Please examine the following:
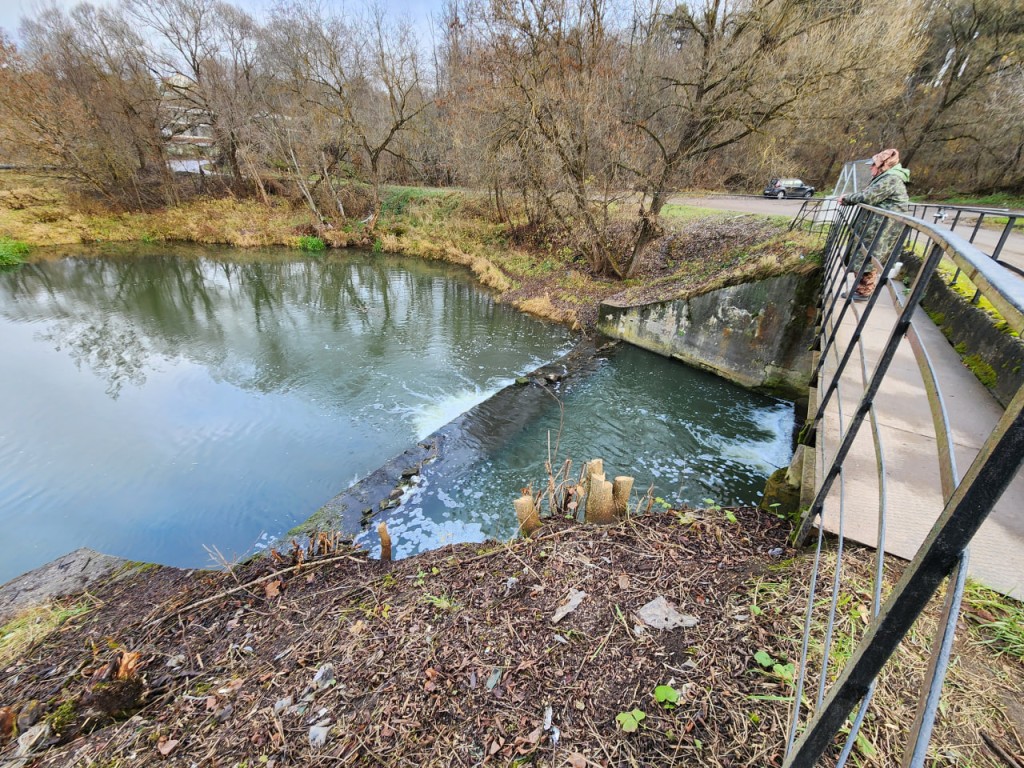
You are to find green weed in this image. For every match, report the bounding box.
[654,684,680,709]
[0,237,29,266]
[297,235,326,252]
[422,592,461,612]
[615,708,646,733]
[963,582,1024,659]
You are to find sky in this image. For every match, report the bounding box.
[0,0,448,45]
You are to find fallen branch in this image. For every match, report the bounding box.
[143,552,364,628]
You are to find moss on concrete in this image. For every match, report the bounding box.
[759,467,802,521]
[963,355,998,389]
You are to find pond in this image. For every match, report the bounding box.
[0,248,793,584]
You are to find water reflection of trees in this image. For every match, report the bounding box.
[38,317,149,398]
[0,252,564,400]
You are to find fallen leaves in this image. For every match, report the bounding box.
[551,589,588,624]
[156,736,179,756]
[0,706,15,745]
[636,596,699,630]
[0,512,814,768]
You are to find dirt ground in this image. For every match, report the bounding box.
[2,509,1022,768]
[0,510,799,767]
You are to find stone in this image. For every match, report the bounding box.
[312,663,335,691]
[759,467,801,520]
[0,548,130,625]
[309,721,333,748]
[15,722,50,757]
[273,696,293,716]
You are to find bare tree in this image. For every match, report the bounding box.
[0,4,169,206]
[896,0,1024,170]
[263,2,430,226]
[441,0,900,277]
[123,0,265,187]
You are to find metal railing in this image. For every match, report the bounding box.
[784,202,1024,766]
[793,198,1023,278]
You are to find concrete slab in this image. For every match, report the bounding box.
[0,548,130,625]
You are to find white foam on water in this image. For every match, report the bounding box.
[713,403,794,474]
[407,381,513,440]
[357,507,489,560]
[435,489,460,509]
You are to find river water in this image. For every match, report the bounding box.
[0,248,793,583]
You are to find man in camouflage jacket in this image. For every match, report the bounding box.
[839,148,910,299]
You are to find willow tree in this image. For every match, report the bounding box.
[261,2,430,226]
[0,5,170,206]
[123,0,266,187]
[617,0,917,275]
[438,0,633,274]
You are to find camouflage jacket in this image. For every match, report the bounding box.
[844,165,910,211]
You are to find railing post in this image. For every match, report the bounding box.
[901,552,969,768]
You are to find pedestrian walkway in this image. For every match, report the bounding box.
[815,263,1024,599]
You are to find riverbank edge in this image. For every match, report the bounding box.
[1,174,823,331]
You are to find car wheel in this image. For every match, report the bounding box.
[804,190,813,198]
[777,191,785,200]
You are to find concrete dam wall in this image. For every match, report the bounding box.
[597,269,821,399]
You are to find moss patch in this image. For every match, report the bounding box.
[758,467,801,520]
[963,354,998,388]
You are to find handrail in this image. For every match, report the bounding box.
[784,201,1024,767]
[792,197,1024,278]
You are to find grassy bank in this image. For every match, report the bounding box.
[0,172,820,330]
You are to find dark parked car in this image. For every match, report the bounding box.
[763,178,815,199]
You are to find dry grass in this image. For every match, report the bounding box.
[514,294,581,327]
[0,171,341,248]
[754,542,1024,766]
[1,171,819,334]
[0,602,92,667]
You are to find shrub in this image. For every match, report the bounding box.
[297,235,326,252]
[0,238,30,266]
